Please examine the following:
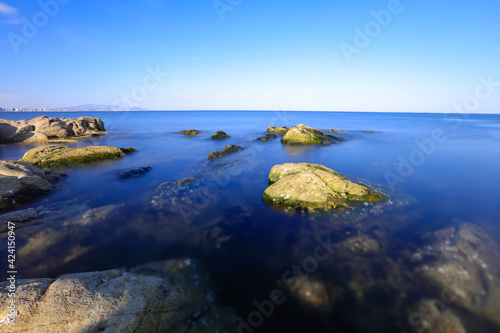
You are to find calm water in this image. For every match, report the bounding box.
[1,111,500,332]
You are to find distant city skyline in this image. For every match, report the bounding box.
[0,1,499,113]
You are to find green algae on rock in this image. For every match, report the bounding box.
[210,131,230,139]
[263,163,387,211]
[207,145,244,159]
[267,126,288,135]
[19,145,132,169]
[281,124,342,145]
[181,129,201,135]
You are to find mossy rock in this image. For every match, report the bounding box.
[263,163,387,211]
[281,124,341,145]
[180,129,201,135]
[210,131,230,139]
[267,126,288,135]
[207,145,244,159]
[253,134,278,142]
[19,145,130,169]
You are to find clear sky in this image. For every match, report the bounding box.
[0,0,499,112]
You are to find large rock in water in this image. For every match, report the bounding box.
[281,124,340,145]
[263,163,387,211]
[0,259,236,332]
[207,145,244,159]
[0,116,106,143]
[20,145,131,169]
[0,160,63,210]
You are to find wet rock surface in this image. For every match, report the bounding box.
[267,126,288,135]
[0,116,105,143]
[263,163,387,211]
[0,160,64,210]
[210,131,229,139]
[20,145,131,169]
[0,258,236,333]
[406,300,467,333]
[207,145,244,159]
[116,166,151,179]
[253,133,278,142]
[180,129,201,135]
[281,124,342,145]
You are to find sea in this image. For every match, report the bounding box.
[1,111,499,332]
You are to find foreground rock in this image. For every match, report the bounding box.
[281,124,341,145]
[406,300,466,333]
[210,131,229,139]
[207,145,244,159]
[180,129,201,135]
[20,145,134,169]
[0,258,236,332]
[267,126,288,135]
[0,160,63,210]
[0,116,105,143]
[263,163,387,211]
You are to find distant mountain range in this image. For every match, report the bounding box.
[57,104,146,111]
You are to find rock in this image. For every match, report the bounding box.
[116,167,151,179]
[338,234,380,256]
[0,258,236,332]
[210,131,229,139]
[207,145,244,159]
[19,145,131,169]
[363,130,381,134]
[267,126,288,135]
[181,129,201,135]
[262,163,387,211]
[281,124,341,145]
[281,275,336,313]
[415,221,500,328]
[0,116,106,143]
[0,160,64,210]
[151,177,203,212]
[120,147,137,154]
[253,133,278,142]
[406,300,466,333]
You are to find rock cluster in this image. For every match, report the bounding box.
[0,116,105,143]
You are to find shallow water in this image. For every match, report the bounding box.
[1,111,500,332]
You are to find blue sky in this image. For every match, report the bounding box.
[0,0,499,112]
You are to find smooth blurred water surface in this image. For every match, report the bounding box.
[1,111,499,332]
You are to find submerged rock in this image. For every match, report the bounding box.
[267,126,288,135]
[210,131,229,139]
[0,116,106,143]
[281,124,341,145]
[253,133,278,142]
[0,160,64,210]
[116,167,151,179]
[414,221,500,328]
[181,129,201,135]
[19,145,131,169]
[207,145,244,159]
[263,163,387,211]
[281,275,336,313]
[406,300,466,333]
[0,258,236,332]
